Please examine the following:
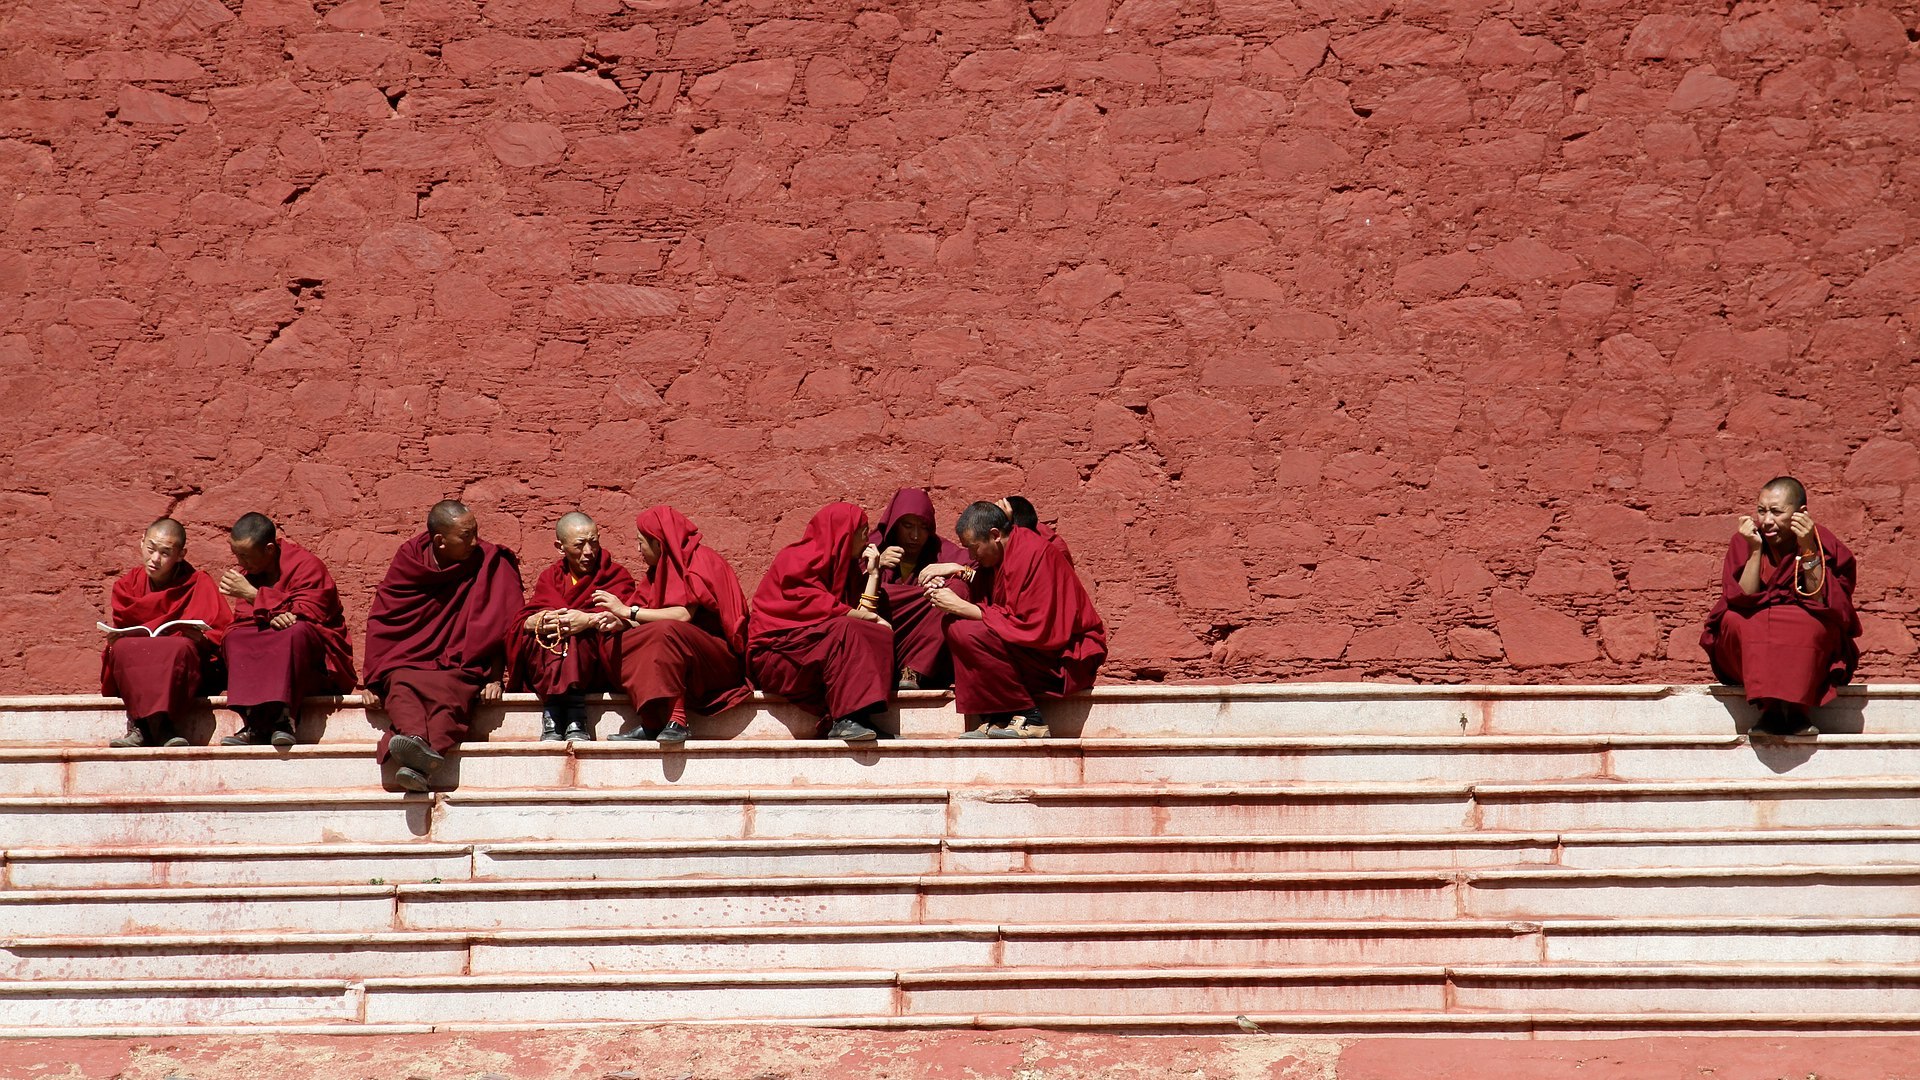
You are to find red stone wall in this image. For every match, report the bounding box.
[4,0,1919,692]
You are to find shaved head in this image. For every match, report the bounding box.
[230,512,276,549]
[145,517,185,547]
[1763,475,1807,508]
[556,511,596,539]
[956,501,1010,544]
[427,499,470,537]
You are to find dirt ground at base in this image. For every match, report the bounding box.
[0,1030,1916,1080]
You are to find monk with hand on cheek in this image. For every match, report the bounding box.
[1701,476,1861,736]
[217,512,356,747]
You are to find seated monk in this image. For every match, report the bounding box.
[933,502,1106,740]
[508,512,633,742]
[748,502,895,742]
[1702,476,1861,736]
[102,518,234,747]
[864,488,974,691]
[594,506,752,743]
[216,512,356,746]
[362,500,524,791]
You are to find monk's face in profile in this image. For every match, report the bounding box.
[1753,486,1803,548]
[891,514,932,557]
[230,538,277,578]
[141,528,185,586]
[432,512,481,563]
[557,524,601,577]
[636,531,661,571]
[958,527,1008,569]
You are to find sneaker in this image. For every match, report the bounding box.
[958,724,998,740]
[108,725,148,748]
[387,734,444,773]
[393,765,432,792]
[220,729,264,746]
[826,718,878,741]
[896,667,922,691]
[656,720,691,744]
[160,729,190,747]
[270,724,298,748]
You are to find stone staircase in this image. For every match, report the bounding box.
[1,683,1917,1037]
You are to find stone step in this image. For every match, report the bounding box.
[8,683,1915,747]
[18,828,1920,890]
[23,919,1920,982]
[11,733,1920,797]
[7,866,1920,937]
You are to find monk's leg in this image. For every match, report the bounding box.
[378,668,480,789]
[818,618,893,739]
[515,633,584,741]
[615,621,741,739]
[748,627,831,720]
[1735,606,1839,733]
[104,636,201,747]
[948,621,1060,738]
[222,623,321,745]
[882,583,950,689]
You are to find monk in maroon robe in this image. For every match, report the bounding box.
[362,500,524,791]
[1702,476,1861,736]
[934,501,1106,740]
[216,512,356,746]
[864,488,973,690]
[595,506,751,743]
[102,518,234,747]
[748,502,894,741]
[507,512,634,742]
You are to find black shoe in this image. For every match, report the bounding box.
[657,720,690,744]
[563,719,593,742]
[540,711,564,742]
[393,766,432,792]
[826,718,878,741]
[270,723,297,748]
[607,727,651,742]
[220,729,264,746]
[387,734,444,773]
[1751,704,1792,736]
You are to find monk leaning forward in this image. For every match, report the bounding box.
[102,518,234,747]
[362,501,524,791]
[216,513,356,746]
[934,502,1106,740]
[596,506,752,743]
[865,488,974,691]
[1702,476,1861,736]
[508,512,633,742]
[748,502,895,742]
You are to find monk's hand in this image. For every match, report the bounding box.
[860,544,880,574]
[878,545,905,571]
[847,606,890,630]
[361,686,383,711]
[218,568,258,602]
[1790,511,1817,554]
[925,586,982,620]
[481,680,503,702]
[563,610,596,636]
[591,612,624,633]
[269,612,298,630]
[917,562,967,585]
[590,590,632,622]
[1737,516,1762,547]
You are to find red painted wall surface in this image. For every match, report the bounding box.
[3,0,1918,692]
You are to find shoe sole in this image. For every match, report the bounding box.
[270,731,297,748]
[388,736,443,772]
[832,727,879,742]
[657,731,690,744]
[393,767,431,792]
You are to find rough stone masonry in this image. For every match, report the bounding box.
[2,0,1918,691]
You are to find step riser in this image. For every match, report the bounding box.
[903,982,1448,1015]
[1467,881,1920,919]
[1545,932,1920,965]
[360,984,898,1025]
[1479,795,1920,832]
[467,939,997,977]
[0,807,429,847]
[943,844,1559,875]
[951,797,1474,837]
[7,853,474,890]
[433,800,952,844]
[0,897,397,937]
[476,850,945,881]
[1556,840,1920,870]
[0,945,470,981]
[0,990,357,1027]
[1452,982,1920,1013]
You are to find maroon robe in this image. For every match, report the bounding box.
[101,563,234,721]
[508,553,635,698]
[363,533,524,759]
[947,525,1106,714]
[1701,525,1860,710]
[867,488,972,684]
[224,538,356,711]
[748,502,893,722]
[617,506,752,726]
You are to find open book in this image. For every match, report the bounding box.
[97,620,209,637]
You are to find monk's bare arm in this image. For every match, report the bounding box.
[628,605,692,625]
[1735,516,1765,595]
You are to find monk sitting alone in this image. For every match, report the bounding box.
[102,518,234,747]
[1701,476,1861,736]
[362,500,524,791]
[508,512,633,742]
[932,502,1106,740]
[217,512,357,746]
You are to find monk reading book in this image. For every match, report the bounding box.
[102,518,234,748]
[863,488,973,691]
[508,512,634,742]
[216,513,356,747]
[933,501,1106,740]
[748,502,894,742]
[594,506,752,743]
[362,500,524,791]
[1701,476,1862,736]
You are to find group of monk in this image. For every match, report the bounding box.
[98,490,1110,790]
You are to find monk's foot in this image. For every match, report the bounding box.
[988,709,1048,739]
[539,708,565,742]
[108,724,149,749]
[1783,709,1819,736]
[896,667,922,691]
[388,734,445,774]
[221,728,265,746]
[1752,704,1794,736]
[393,766,432,792]
[607,727,651,742]
[826,717,879,742]
[961,714,1012,740]
[656,720,691,744]
[562,708,593,743]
